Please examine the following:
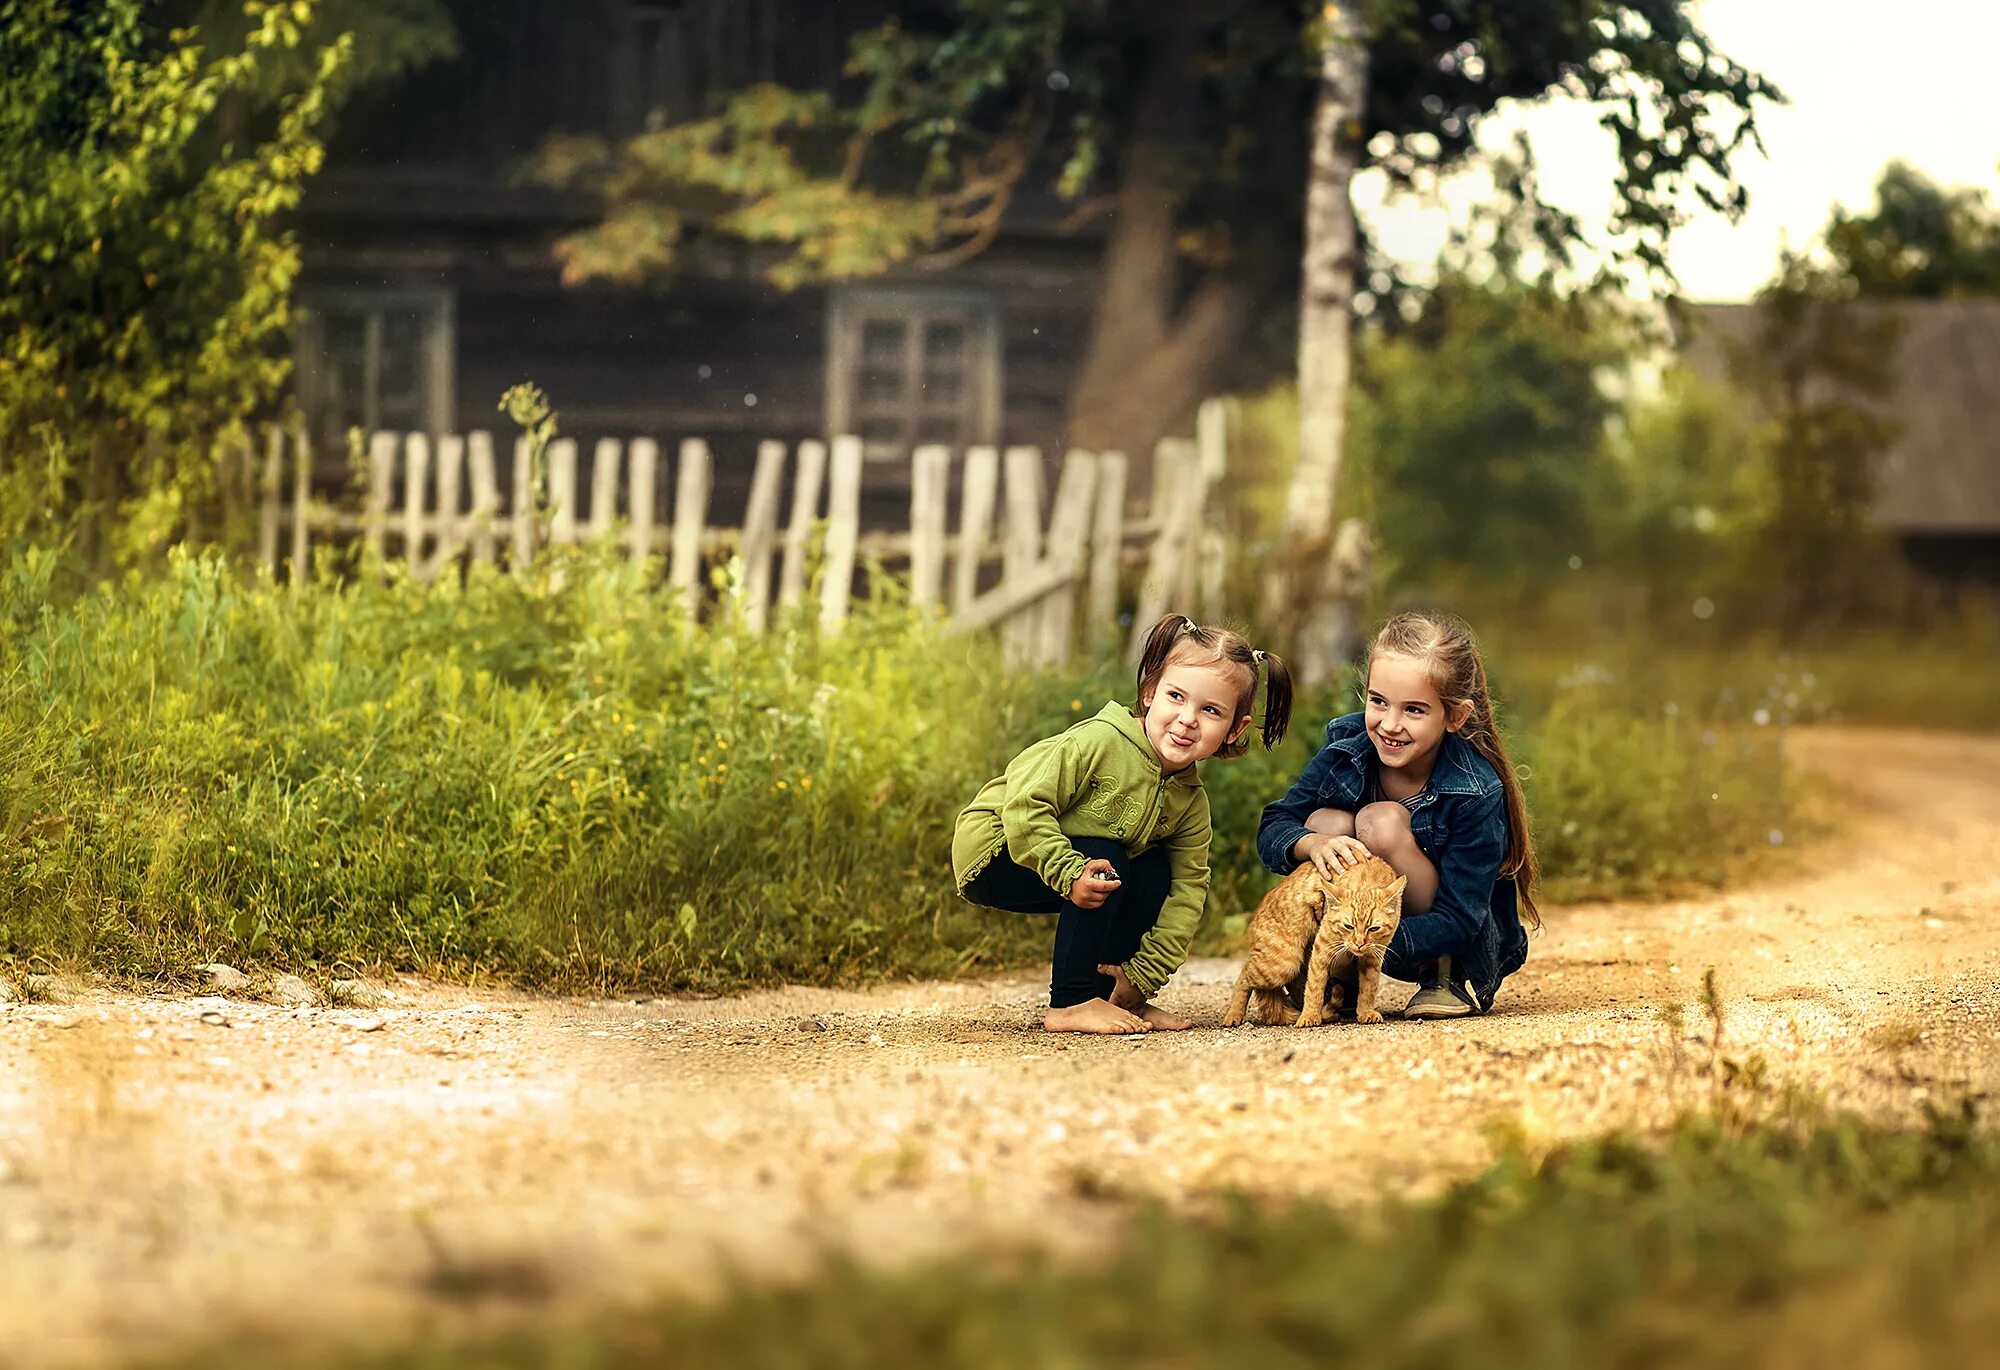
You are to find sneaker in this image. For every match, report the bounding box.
[1403,956,1478,1020]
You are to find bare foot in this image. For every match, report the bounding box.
[1138,1003,1193,1031]
[1044,999,1151,1034]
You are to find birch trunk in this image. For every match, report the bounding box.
[1262,2,1370,684]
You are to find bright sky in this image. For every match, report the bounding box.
[1356,0,2000,302]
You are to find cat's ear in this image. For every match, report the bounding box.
[1388,876,1407,897]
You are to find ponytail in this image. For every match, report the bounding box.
[1134,612,1195,695]
[1252,647,1293,752]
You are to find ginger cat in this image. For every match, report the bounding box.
[1223,856,1406,1028]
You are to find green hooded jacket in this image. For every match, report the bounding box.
[952,701,1212,999]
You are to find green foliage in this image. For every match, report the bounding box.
[176,0,456,108]
[1521,688,1794,901]
[0,0,347,555]
[0,551,1792,989]
[1606,367,1761,619]
[156,1085,1997,1369]
[1350,270,1625,598]
[537,3,1775,296]
[1824,161,2000,299]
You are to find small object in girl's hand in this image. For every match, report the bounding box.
[1092,870,1121,884]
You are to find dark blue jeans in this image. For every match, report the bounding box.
[962,837,1171,1008]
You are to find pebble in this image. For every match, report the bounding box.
[270,975,319,1007]
[199,1010,232,1029]
[349,1016,388,1033]
[201,963,251,992]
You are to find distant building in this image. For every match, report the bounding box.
[295,0,1104,518]
[1678,299,2000,583]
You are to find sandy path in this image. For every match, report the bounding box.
[2,726,1996,1368]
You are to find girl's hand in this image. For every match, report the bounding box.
[1298,832,1371,879]
[1097,962,1147,1012]
[1068,858,1122,908]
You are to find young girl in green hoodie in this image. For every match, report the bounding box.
[952,614,1293,1034]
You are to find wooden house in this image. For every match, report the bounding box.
[1678,299,2000,584]
[296,0,1106,522]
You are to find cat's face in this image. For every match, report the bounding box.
[1328,875,1406,956]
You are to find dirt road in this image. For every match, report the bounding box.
[3,727,1996,1368]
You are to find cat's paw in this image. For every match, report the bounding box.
[1355,1008,1384,1025]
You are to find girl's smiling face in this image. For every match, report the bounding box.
[1364,652,1463,777]
[1142,657,1252,771]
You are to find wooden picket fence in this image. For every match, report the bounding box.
[254,400,1231,664]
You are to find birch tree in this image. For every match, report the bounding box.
[1264,2,1369,684]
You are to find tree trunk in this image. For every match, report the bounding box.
[1064,4,1257,465]
[1262,2,1369,684]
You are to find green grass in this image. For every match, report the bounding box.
[1,546,1795,991]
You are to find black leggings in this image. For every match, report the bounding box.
[962,837,1172,1008]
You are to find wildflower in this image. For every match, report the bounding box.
[776,780,789,790]
[800,776,813,791]
[1071,699,1082,711]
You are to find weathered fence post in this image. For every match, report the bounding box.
[435,433,465,572]
[365,431,397,565]
[403,433,432,572]
[1001,445,1045,663]
[510,436,535,566]
[589,438,623,542]
[1039,451,1100,663]
[669,438,712,623]
[258,424,284,574]
[778,438,827,609]
[818,436,864,633]
[740,439,787,631]
[1087,449,1127,636]
[289,422,311,588]
[547,438,578,545]
[627,438,659,562]
[467,431,500,565]
[953,444,998,617]
[1130,438,1197,658]
[909,443,950,613]
[1196,398,1229,622]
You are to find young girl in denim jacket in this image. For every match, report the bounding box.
[955,614,1293,1035]
[1256,612,1539,1018]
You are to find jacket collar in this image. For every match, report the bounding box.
[1329,714,1488,797]
[1096,701,1203,787]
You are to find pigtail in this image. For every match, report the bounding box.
[1133,612,1194,697]
[1252,647,1293,751]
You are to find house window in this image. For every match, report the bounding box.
[621,0,688,134]
[297,287,455,444]
[827,287,1001,458]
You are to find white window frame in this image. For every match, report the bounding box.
[296,286,456,442]
[826,285,1001,459]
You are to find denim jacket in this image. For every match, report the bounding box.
[1255,713,1527,1009]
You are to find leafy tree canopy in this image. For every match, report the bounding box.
[1821,160,2000,299]
[532,0,1777,295]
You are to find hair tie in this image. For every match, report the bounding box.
[1252,648,1266,664]
[1179,616,1196,634]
